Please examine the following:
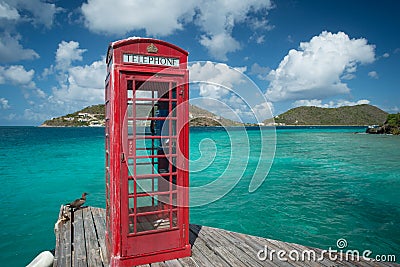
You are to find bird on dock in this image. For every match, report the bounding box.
[66,192,88,210]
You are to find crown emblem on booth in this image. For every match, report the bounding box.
[147,43,158,53]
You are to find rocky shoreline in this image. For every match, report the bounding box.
[365,113,400,135]
[366,124,400,135]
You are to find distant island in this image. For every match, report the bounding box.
[269,104,388,126]
[41,104,106,127]
[41,103,398,132]
[40,104,241,127]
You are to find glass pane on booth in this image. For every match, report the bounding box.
[127,100,133,118]
[135,157,159,175]
[137,195,154,208]
[135,89,154,99]
[137,178,157,194]
[135,138,154,150]
[136,102,155,118]
[125,79,182,236]
[128,179,134,195]
[171,84,177,99]
[172,211,178,227]
[128,121,134,136]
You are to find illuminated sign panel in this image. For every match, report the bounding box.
[123,54,180,67]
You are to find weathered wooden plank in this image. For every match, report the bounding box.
[63,215,72,267]
[54,222,65,266]
[252,234,312,267]
[204,227,270,267]
[91,208,109,266]
[191,225,253,267]
[189,227,222,267]
[73,209,87,267]
[82,208,103,267]
[54,205,72,267]
[194,226,250,267]
[149,262,167,267]
[176,256,199,267]
[53,207,62,267]
[190,225,223,251]
[164,259,183,267]
[274,240,341,267]
[229,230,296,267]
[54,207,399,267]
[223,230,284,267]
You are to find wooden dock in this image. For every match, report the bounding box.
[53,206,398,267]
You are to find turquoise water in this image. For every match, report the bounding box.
[0,126,399,265]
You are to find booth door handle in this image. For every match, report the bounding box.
[121,152,126,162]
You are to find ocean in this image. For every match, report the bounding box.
[0,126,399,266]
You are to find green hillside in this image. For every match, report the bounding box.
[271,104,388,126]
[41,104,242,127]
[42,103,389,127]
[189,104,242,126]
[41,104,105,127]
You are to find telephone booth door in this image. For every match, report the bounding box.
[105,38,190,266]
[120,73,189,264]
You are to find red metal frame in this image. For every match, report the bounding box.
[105,38,190,266]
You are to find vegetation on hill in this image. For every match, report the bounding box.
[42,103,392,128]
[270,104,388,126]
[41,103,242,127]
[366,113,400,135]
[386,113,400,127]
[41,104,105,127]
[189,105,242,126]
[386,113,400,135]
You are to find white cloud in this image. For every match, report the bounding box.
[0,1,60,63]
[81,0,197,36]
[250,63,270,80]
[255,35,265,44]
[0,33,39,63]
[18,41,106,124]
[55,41,87,70]
[40,66,54,79]
[0,65,35,87]
[0,2,20,20]
[368,71,379,79]
[189,61,272,122]
[266,31,376,102]
[195,0,273,60]
[252,101,274,119]
[293,99,371,108]
[189,61,246,99]
[200,33,241,61]
[81,0,274,60]
[22,108,49,122]
[0,65,46,100]
[68,60,105,89]
[382,53,389,58]
[2,0,60,28]
[190,61,246,85]
[0,97,10,109]
[0,67,47,111]
[51,58,106,110]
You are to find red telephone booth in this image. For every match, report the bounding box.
[105,38,190,266]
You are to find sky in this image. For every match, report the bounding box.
[0,0,399,125]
